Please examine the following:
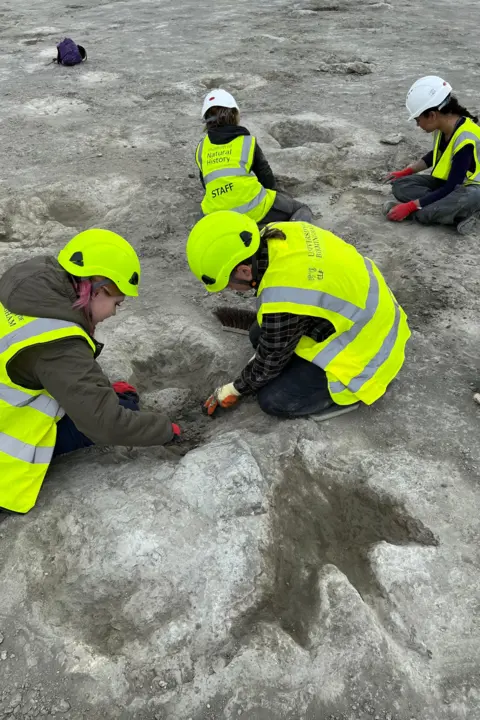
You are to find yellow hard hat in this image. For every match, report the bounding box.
[186,211,260,292]
[57,229,141,297]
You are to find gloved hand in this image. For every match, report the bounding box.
[112,381,139,403]
[384,167,414,183]
[387,200,418,222]
[203,382,241,416]
[172,423,181,436]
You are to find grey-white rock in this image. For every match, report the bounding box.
[380,133,405,145]
[0,0,479,719]
[50,700,70,714]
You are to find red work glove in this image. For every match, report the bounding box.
[387,200,418,222]
[384,167,414,183]
[112,381,138,395]
[172,423,181,436]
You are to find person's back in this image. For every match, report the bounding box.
[195,89,313,226]
[195,89,277,222]
[0,231,178,514]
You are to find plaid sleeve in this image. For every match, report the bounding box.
[233,313,312,394]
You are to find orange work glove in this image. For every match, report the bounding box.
[203,383,241,416]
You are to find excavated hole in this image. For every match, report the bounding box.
[0,213,13,243]
[131,350,221,451]
[46,198,95,227]
[308,3,342,10]
[269,119,335,148]
[29,557,191,657]
[234,452,438,648]
[200,74,266,92]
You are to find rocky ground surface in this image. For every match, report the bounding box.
[0,0,479,718]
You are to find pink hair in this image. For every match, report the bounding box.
[72,279,93,310]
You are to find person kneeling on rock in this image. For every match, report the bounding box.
[384,75,480,234]
[0,229,180,515]
[186,212,411,418]
[195,88,313,227]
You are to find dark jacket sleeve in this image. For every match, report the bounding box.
[422,150,434,168]
[233,314,310,394]
[251,143,276,190]
[23,338,174,446]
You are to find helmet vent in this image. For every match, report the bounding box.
[69,251,84,267]
[129,271,139,286]
[240,231,252,247]
[202,274,216,286]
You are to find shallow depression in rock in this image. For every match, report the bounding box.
[269,118,335,148]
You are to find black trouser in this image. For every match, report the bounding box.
[258,191,313,228]
[249,322,334,417]
[392,175,480,226]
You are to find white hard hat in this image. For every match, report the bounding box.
[201,88,238,119]
[405,75,453,121]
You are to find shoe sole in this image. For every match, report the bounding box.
[311,403,360,422]
[382,200,397,217]
[457,216,477,235]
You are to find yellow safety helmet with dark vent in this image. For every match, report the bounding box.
[58,229,141,297]
[186,211,260,292]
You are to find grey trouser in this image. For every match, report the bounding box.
[258,191,313,228]
[392,175,480,226]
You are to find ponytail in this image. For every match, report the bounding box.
[439,95,479,123]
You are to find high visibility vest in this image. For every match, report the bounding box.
[0,302,96,513]
[195,134,276,222]
[256,223,411,406]
[432,117,480,185]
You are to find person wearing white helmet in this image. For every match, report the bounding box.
[195,88,313,227]
[384,75,480,234]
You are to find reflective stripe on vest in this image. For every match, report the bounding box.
[328,298,401,395]
[432,119,480,185]
[201,136,255,184]
[313,259,378,367]
[257,285,363,322]
[0,317,81,354]
[256,258,400,396]
[0,431,52,464]
[255,219,411,407]
[196,134,276,221]
[0,307,96,513]
[453,131,480,182]
[0,383,60,418]
[231,186,267,214]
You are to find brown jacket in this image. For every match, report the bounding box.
[0,256,174,446]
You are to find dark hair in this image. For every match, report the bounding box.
[260,225,287,241]
[204,106,240,130]
[422,94,478,123]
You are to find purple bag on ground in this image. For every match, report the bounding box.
[56,38,87,66]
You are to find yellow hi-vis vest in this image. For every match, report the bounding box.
[432,117,480,185]
[195,134,276,222]
[256,223,411,406]
[0,302,96,513]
